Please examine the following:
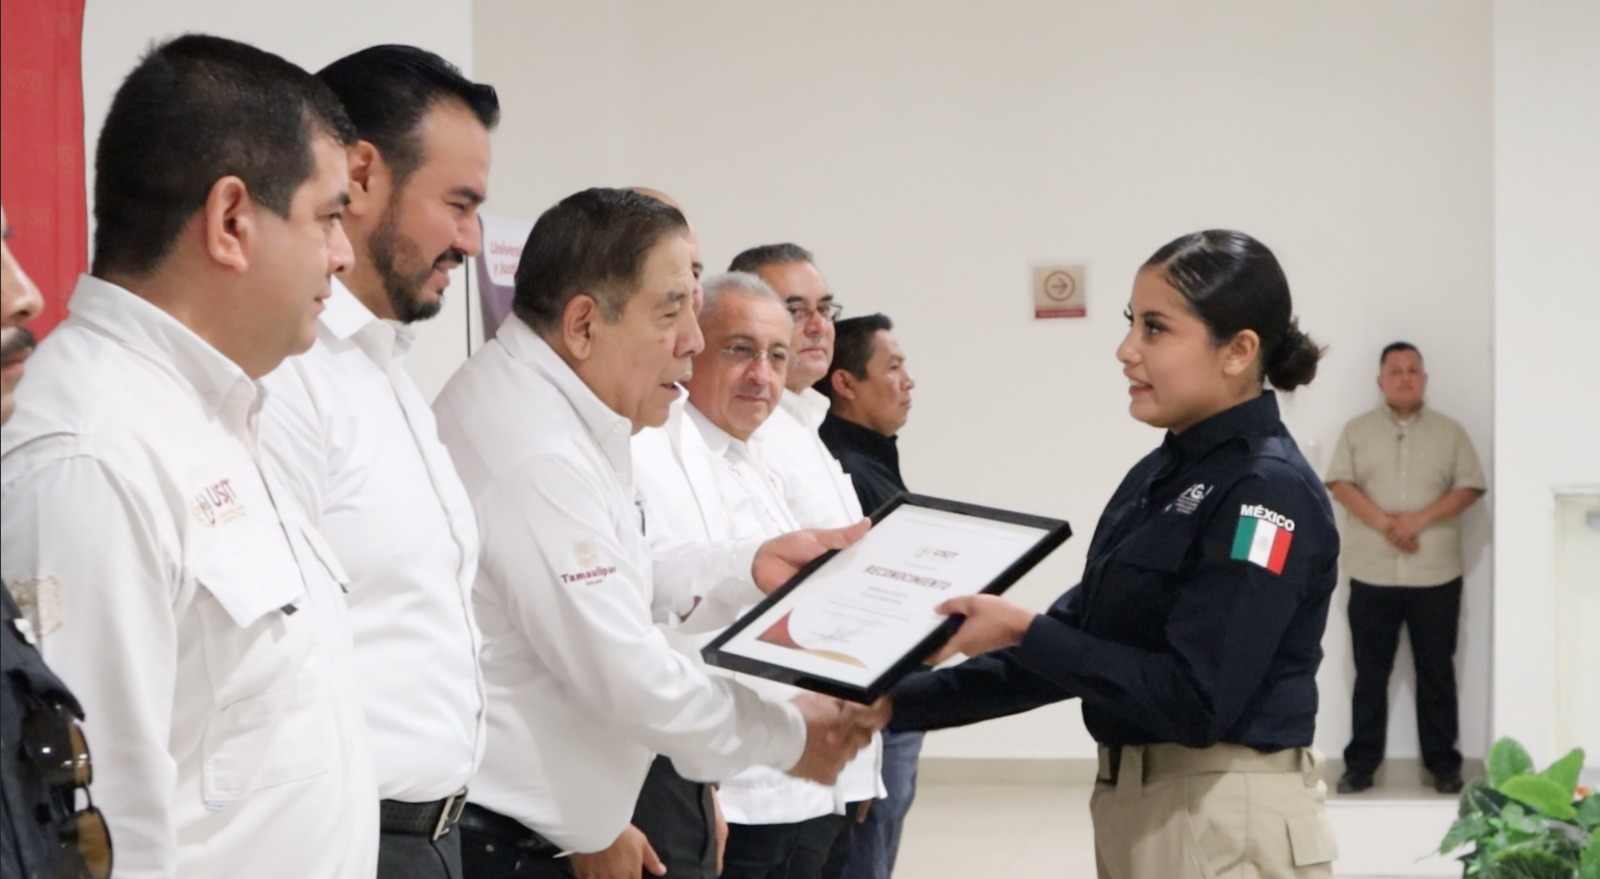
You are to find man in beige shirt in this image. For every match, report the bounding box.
[1325,342,1485,795]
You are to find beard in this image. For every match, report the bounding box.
[367,204,465,324]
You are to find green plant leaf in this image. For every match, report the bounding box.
[1491,738,1538,788]
[1576,796,1600,831]
[1502,776,1580,821]
[1441,814,1491,854]
[1462,777,1496,818]
[1579,832,1600,879]
[1541,748,1586,796]
[1491,847,1578,879]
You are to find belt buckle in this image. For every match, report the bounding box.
[433,788,468,841]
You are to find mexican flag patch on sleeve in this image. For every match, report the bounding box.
[1230,504,1295,574]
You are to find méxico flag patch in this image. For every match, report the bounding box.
[1230,504,1295,574]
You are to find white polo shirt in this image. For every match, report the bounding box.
[432,316,806,853]
[0,276,377,879]
[260,279,484,803]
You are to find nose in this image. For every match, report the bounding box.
[329,220,355,275]
[1116,327,1139,365]
[903,370,916,391]
[678,311,705,359]
[2,253,45,325]
[458,212,483,258]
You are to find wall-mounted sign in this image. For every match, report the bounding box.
[475,213,536,341]
[1033,262,1087,319]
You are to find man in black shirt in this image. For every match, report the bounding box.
[815,314,918,879]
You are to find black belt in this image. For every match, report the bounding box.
[380,789,468,840]
[456,803,564,857]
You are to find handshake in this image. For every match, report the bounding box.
[787,692,892,784]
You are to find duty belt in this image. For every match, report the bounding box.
[380,789,469,841]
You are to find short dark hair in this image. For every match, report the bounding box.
[817,313,893,399]
[92,34,357,278]
[512,188,688,333]
[1380,341,1421,367]
[728,243,815,275]
[317,45,499,186]
[1143,230,1323,391]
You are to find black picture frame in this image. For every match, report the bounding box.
[701,492,1071,703]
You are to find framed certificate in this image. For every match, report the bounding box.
[701,493,1071,703]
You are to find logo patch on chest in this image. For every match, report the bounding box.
[191,478,248,527]
[1230,504,1295,574]
[1164,483,1213,515]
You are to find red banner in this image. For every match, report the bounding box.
[1,0,87,337]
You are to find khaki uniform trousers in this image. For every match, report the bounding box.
[1089,743,1338,879]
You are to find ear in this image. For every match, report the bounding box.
[829,368,858,401]
[202,176,254,274]
[1220,329,1261,379]
[561,294,602,362]
[345,141,388,220]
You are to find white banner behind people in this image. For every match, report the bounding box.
[474,213,535,341]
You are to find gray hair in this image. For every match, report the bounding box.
[700,271,788,324]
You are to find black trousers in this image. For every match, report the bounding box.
[380,828,466,879]
[1344,577,1464,776]
[631,755,719,878]
[722,813,852,879]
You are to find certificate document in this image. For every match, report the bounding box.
[703,493,1071,702]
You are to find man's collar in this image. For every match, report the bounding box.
[1166,390,1281,462]
[1379,402,1426,425]
[821,411,898,457]
[779,387,831,431]
[498,315,635,476]
[68,274,259,421]
[320,278,413,364]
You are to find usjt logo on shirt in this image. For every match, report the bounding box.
[1230,504,1295,574]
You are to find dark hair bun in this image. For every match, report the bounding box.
[1266,323,1323,391]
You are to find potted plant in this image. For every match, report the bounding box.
[1438,737,1599,878]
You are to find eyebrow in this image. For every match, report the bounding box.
[451,186,487,205]
[323,191,352,212]
[662,290,689,307]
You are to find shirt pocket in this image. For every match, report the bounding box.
[191,532,332,810]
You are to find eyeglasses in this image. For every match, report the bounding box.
[719,343,790,370]
[785,301,843,323]
[22,704,113,879]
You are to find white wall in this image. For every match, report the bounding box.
[80,0,475,400]
[474,0,1496,761]
[1490,0,1600,765]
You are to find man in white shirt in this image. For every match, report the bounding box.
[727,245,864,532]
[433,189,885,879]
[0,36,377,879]
[635,272,884,879]
[727,245,885,871]
[260,46,499,879]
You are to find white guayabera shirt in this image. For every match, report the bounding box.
[0,276,377,879]
[634,402,885,824]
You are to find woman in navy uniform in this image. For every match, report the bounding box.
[890,230,1340,878]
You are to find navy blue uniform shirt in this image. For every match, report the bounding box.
[2,587,85,878]
[890,392,1338,752]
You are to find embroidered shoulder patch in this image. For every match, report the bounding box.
[1230,504,1295,574]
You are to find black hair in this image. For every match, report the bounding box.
[317,45,499,186]
[1142,229,1323,391]
[816,313,894,399]
[728,243,815,274]
[1380,341,1421,367]
[91,34,357,278]
[512,188,688,333]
